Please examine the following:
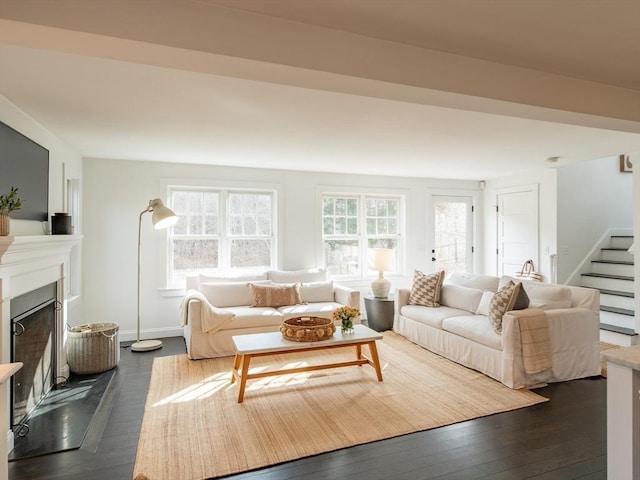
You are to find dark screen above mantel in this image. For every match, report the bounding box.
[0,120,49,221]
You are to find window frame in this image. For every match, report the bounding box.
[164,182,280,288]
[318,187,406,281]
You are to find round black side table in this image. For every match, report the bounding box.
[364,295,395,332]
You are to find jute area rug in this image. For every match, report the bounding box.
[600,341,622,377]
[133,332,547,480]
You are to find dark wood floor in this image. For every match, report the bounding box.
[9,337,607,480]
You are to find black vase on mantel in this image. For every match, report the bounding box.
[51,212,72,235]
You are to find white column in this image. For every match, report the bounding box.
[603,346,640,480]
[0,363,22,480]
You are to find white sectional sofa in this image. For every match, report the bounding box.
[394,272,601,389]
[182,268,360,359]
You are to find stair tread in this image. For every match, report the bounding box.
[611,235,634,238]
[581,272,634,281]
[600,323,638,336]
[601,305,635,316]
[592,260,634,265]
[598,288,635,298]
[601,247,632,251]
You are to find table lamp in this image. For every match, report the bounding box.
[370,248,396,298]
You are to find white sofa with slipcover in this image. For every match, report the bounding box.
[182,268,360,359]
[394,272,601,389]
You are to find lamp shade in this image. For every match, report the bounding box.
[149,198,179,230]
[372,248,396,272]
[370,248,396,298]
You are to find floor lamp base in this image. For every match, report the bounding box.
[131,339,163,352]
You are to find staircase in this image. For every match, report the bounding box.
[580,235,637,346]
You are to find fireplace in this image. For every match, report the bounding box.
[10,282,58,431]
[0,234,80,451]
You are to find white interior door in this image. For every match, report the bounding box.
[496,186,539,277]
[429,195,473,275]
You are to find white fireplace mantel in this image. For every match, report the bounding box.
[0,234,81,360]
[0,234,82,454]
[0,235,81,271]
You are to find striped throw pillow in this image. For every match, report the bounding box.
[488,280,523,333]
[409,270,445,307]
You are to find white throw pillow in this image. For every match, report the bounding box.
[522,282,572,310]
[299,281,334,303]
[199,281,270,308]
[476,291,494,316]
[440,284,484,313]
[447,272,499,292]
[268,268,328,284]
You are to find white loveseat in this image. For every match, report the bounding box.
[182,268,360,359]
[394,272,601,389]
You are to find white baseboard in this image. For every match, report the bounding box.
[118,326,184,342]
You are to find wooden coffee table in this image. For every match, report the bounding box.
[231,324,384,403]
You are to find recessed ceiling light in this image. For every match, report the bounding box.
[545,156,560,164]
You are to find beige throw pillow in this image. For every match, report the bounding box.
[249,283,301,308]
[409,270,445,307]
[489,280,525,333]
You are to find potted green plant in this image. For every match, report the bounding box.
[0,186,23,236]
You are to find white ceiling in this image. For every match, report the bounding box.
[0,0,639,180]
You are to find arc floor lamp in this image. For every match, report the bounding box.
[132,198,179,352]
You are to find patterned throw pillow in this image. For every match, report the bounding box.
[512,282,530,310]
[249,283,301,308]
[409,270,445,307]
[488,280,523,333]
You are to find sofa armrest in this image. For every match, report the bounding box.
[185,297,204,332]
[396,288,410,311]
[542,307,600,347]
[333,284,360,308]
[502,306,599,355]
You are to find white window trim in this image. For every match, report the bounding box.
[159,177,283,290]
[316,185,407,281]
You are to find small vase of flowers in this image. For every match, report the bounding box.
[333,306,360,334]
[0,186,22,236]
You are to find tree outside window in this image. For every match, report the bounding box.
[168,189,275,286]
[322,194,401,278]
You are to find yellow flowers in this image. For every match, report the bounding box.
[333,306,360,333]
[332,306,360,322]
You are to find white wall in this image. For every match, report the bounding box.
[0,95,83,322]
[82,157,479,340]
[556,156,634,284]
[481,166,558,280]
[0,96,83,233]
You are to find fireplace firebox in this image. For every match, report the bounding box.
[10,282,59,432]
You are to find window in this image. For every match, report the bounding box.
[322,194,402,278]
[168,188,275,286]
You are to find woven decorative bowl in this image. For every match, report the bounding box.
[280,316,335,342]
